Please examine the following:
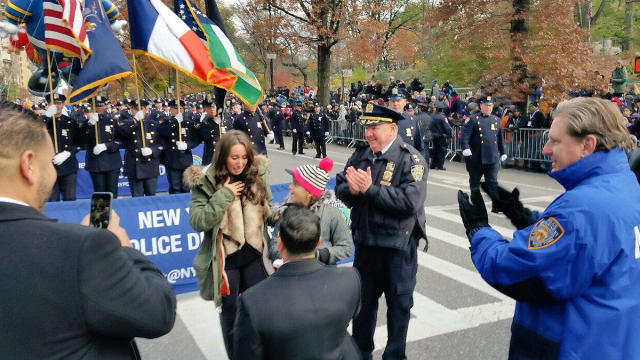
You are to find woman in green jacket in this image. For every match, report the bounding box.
[188,130,273,358]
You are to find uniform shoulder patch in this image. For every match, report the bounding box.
[410,164,424,182]
[528,217,564,250]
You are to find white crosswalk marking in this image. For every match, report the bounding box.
[158,194,555,359]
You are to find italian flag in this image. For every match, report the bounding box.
[180,0,263,106]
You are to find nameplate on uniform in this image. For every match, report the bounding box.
[528,217,564,250]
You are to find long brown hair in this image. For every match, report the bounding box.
[212,130,266,204]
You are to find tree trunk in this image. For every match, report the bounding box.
[590,0,607,26]
[317,44,331,106]
[510,0,530,106]
[623,0,634,51]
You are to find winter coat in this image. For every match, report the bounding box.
[186,155,274,306]
[268,190,353,265]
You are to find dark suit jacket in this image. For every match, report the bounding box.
[0,202,176,359]
[233,259,361,360]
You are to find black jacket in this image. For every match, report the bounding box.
[336,138,428,251]
[233,259,360,360]
[0,202,176,359]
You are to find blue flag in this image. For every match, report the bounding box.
[68,0,131,104]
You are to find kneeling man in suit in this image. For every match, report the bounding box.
[233,204,361,360]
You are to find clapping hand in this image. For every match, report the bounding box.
[345,166,372,194]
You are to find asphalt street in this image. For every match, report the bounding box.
[137,138,564,360]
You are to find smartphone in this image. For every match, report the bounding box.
[90,192,113,229]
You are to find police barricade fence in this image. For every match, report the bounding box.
[446,125,551,164]
[43,178,347,295]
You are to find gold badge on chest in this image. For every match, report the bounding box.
[380,161,395,186]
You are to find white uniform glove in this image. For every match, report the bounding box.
[0,21,18,38]
[93,143,107,155]
[134,110,145,121]
[175,113,183,123]
[110,19,127,35]
[200,113,207,122]
[141,147,152,156]
[266,132,274,143]
[176,141,187,151]
[324,131,330,136]
[45,104,57,118]
[272,259,284,269]
[292,128,297,133]
[88,113,99,126]
[52,151,71,165]
[306,131,310,136]
[462,149,472,157]
[500,154,508,162]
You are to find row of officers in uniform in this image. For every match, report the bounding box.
[36,94,271,201]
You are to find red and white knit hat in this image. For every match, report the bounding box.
[288,158,334,197]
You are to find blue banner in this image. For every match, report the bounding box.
[44,180,296,295]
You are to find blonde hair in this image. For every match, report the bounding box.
[552,97,634,151]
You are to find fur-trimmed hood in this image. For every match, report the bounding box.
[183,154,270,189]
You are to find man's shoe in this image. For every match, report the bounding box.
[315,154,321,158]
[438,167,446,171]
[299,152,305,155]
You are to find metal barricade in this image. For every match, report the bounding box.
[447,125,551,164]
[327,120,350,145]
[348,122,366,148]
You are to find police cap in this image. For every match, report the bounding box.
[53,93,66,103]
[95,96,108,106]
[480,96,494,105]
[388,87,410,101]
[360,103,404,126]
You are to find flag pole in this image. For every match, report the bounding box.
[176,68,182,142]
[92,96,99,145]
[132,53,146,147]
[46,49,59,153]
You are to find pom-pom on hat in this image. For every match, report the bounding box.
[286,158,334,197]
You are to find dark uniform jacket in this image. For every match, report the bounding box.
[289,110,305,132]
[336,138,428,251]
[233,111,267,155]
[198,115,222,166]
[0,202,176,359]
[308,111,329,139]
[80,112,123,173]
[398,114,424,154]
[118,117,162,179]
[461,113,505,165]
[269,108,284,130]
[233,259,361,360]
[45,114,80,177]
[159,114,200,170]
[430,112,452,138]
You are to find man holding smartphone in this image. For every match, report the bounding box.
[0,101,176,358]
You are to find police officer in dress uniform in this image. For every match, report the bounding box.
[429,102,452,170]
[335,103,428,360]
[269,102,285,150]
[160,99,200,193]
[309,102,330,158]
[198,100,222,166]
[289,102,305,155]
[118,101,162,197]
[460,96,506,212]
[80,96,123,197]
[44,94,81,202]
[388,87,425,159]
[232,103,269,155]
[148,98,164,122]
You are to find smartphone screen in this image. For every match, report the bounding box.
[90,192,113,229]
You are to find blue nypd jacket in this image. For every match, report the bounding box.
[471,148,640,359]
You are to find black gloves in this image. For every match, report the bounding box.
[481,182,536,230]
[316,248,330,264]
[458,189,490,238]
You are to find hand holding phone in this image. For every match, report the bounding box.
[89,192,112,229]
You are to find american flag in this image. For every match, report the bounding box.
[43,0,91,61]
